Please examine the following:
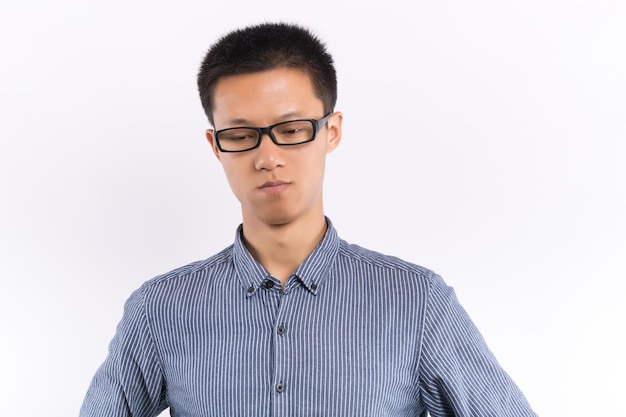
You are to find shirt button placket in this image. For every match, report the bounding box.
[273,288,292,416]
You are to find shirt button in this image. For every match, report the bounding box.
[310,283,318,291]
[276,383,284,393]
[247,286,254,294]
[264,280,275,289]
[277,324,285,335]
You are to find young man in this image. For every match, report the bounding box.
[80,23,537,416]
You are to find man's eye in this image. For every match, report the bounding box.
[283,128,302,135]
[221,130,255,141]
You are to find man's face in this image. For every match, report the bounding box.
[206,67,342,227]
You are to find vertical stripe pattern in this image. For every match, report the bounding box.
[80,219,537,417]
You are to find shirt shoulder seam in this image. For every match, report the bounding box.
[141,244,234,290]
[338,240,434,279]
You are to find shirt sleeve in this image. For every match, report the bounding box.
[80,287,167,417]
[418,273,537,417]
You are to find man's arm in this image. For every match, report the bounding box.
[419,273,537,417]
[80,288,167,417]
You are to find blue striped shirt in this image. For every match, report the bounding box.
[80,219,537,416]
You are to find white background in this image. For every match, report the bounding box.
[1,0,625,416]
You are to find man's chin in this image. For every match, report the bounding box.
[244,208,294,227]
[263,214,294,227]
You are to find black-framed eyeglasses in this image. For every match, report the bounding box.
[214,113,332,153]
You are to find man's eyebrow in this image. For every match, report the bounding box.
[275,111,308,121]
[223,111,309,127]
[225,118,251,126]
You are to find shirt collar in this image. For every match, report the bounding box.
[232,217,340,296]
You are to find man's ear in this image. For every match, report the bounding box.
[205,129,221,161]
[325,111,343,154]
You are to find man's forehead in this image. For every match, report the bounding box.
[211,69,323,127]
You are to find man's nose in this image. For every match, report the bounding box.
[254,133,285,171]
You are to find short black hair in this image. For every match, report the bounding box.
[197,22,337,126]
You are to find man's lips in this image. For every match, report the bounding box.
[259,180,290,194]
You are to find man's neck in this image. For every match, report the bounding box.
[241,213,327,287]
